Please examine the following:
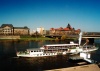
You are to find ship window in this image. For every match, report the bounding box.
[31,51,33,52]
[34,51,36,52]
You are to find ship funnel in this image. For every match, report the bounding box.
[78,32,82,46]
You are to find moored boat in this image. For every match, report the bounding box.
[16,41,80,57]
[16,43,98,57]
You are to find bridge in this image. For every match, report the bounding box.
[44,34,100,44]
[45,32,100,38]
[45,34,100,38]
[82,35,100,38]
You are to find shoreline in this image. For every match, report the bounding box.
[0,37,76,41]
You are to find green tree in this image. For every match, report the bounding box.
[61,35,67,40]
[55,37,59,41]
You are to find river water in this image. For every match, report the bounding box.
[0,39,100,71]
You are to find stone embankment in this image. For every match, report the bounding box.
[45,64,100,71]
[0,35,20,39]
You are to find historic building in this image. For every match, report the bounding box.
[0,24,30,35]
[50,24,81,35]
[37,27,44,35]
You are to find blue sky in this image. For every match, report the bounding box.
[0,0,100,32]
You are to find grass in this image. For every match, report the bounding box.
[20,37,55,41]
[0,35,77,41]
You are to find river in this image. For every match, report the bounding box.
[0,39,100,71]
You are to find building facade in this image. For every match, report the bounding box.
[0,24,30,35]
[50,24,81,35]
[37,27,44,35]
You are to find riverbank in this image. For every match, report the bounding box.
[0,36,77,41]
[20,37,55,41]
[45,64,100,71]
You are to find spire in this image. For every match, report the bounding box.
[67,23,71,29]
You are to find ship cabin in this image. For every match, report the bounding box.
[26,48,44,55]
[25,48,58,56]
[42,43,79,50]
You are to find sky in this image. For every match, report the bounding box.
[0,0,100,32]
